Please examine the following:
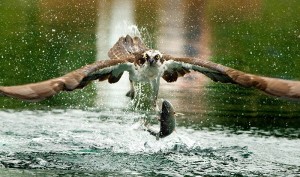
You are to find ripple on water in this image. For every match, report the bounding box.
[0,109,300,176]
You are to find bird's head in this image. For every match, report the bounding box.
[137,50,164,67]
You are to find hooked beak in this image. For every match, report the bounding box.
[148,58,155,65]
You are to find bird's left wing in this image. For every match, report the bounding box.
[162,55,300,100]
[0,59,135,102]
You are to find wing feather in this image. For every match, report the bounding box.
[108,35,149,59]
[0,59,134,101]
[163,55,300,100]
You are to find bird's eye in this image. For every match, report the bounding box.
[143,53,150,60]
[154,54,160,60]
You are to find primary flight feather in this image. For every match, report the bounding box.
[1,35,300,105]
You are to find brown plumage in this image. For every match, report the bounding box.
[1,35,300,103]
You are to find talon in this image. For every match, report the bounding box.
[126,90,135,99]
[174,112,184,116]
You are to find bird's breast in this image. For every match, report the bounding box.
[132,66,162,82]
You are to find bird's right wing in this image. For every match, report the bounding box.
[0,59,135,102]
[163,55,300,100]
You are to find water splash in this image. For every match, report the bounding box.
[126,24,142,38]
[1,109,300,176]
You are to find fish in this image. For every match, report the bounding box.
[147,100,176,140]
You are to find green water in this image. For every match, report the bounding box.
[207,0,300,120]
[0,0,300,176]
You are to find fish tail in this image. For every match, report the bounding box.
[147,129,158,137]
[147,129,162,140]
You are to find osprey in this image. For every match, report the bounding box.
[1,35,300,107]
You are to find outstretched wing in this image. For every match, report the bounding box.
[163,55,300,100]
[0,35,147,102]
[0,59,135,102]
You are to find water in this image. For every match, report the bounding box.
[0,109,299,176]
[1,0,300,176]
